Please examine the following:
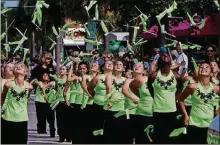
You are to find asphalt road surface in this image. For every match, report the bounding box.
[28,95,59,144]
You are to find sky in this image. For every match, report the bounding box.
[3,0,20,8]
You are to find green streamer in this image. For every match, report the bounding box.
[85,0,97,17]
[169,127,186,137]
[22,48,29,63]
[13,37,27,54]
[187,11,197,27]
[176,114,182,120]
[52,26,59,36]
[94,4,99,20]
[198,19,206,30]
[132,27,139,44]
[60,21,77,32]
[127,42,134,54]
[36,5,42,26]
[156,1,177,25]
[61,57,70,66]
[191,57,198,73]
[84,38,98,45]
[140,15,147,32]
[135,40,148,46]
[213,0,220,10]
[1,8,13,14]
[100,21,109,36]
[1,32,6,40]
[93,129,103,136]
[30,79,38,84]
[49,74,58,81]
[84,24,90,36]
[49,42,56,50]
[81,95,89,109]
[38,1,50,8]
[4,44,10,52]
[50,100,60,110]
[144,125,154,143]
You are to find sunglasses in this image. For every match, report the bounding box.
[13,57,20,60]
[45,57,52,60]
[207,50,213,52]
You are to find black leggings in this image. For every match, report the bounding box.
[153,112,178,144]
[1,118,28,144]
[71,104,85,144]
[103,111,127,144]
[103,114,153,144]
[186,125,208,144]
[56,102,71,141]
[86,104,105,144]
[35,102,55,134]
[81,104,96,144]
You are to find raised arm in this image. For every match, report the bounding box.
[129,78,141,97]
[122,79,138,104]
[63,81,71,106]
[178,83,196,125]
[27,83,33,98]
[88,76,99,97]
[147,72,156,97]
[81,75,92,98]
[67,63,76,82]
[105,74,112,95]
[1,82,10,107]
[175,73,183,100]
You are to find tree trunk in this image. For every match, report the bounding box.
[31,31,36,57]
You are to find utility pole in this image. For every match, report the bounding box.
[55,33,62,72]
[5,16,8,58]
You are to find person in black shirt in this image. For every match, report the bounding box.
[30,52,55,81]
[122,53,134,72]
[204,45,219,64]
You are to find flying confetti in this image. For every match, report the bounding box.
[156,1,177,25]
[22,48,29,63]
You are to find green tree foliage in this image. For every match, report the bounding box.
[2,0,218,52]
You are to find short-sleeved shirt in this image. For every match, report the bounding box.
[177,53,188,75]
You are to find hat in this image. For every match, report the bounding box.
[160,47,167,53]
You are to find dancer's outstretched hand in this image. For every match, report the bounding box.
[65,100,71,106]
[184,115,189,125]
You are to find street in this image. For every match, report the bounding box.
[28,95,59,144]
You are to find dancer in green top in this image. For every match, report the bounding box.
[103,60,126,143]
[63,62,79,143]
[53,66,70,143]
[148,53,182,144]
[179,63,220,144]
[81,62,99,106]
[1,63,14,114]
[1,63,33,144]
[130,62,154,144]
[80,62,99,143]
[1,63,14,91]
[182,68,198,114]
[64,61,89,144]
[88,60,113,144]
[32,72,56,137]
[63,62,79,106]
[120,63,141,144]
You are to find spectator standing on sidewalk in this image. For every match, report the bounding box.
[30,52,55,81]
[175,43,188,77]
